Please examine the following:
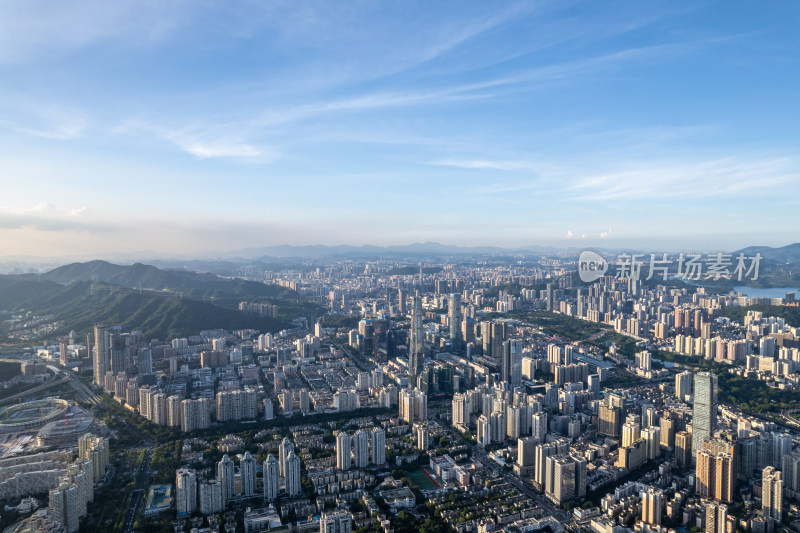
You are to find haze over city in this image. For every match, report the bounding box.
[1,1,799,258]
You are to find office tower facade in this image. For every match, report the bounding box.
[518,437,537,468]
[138,348,152,375]
[501,340,513,384]
[109,330,126,376]
[176,467,197,515]
[534,441,569,492]
[93,325,108,386]
[693,372,718,457]
[491,322,506,359]
[544,454,587,506]
[217,454,235,502]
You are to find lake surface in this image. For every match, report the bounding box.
[731,286,799,299]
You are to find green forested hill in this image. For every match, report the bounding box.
[0,280,289,342]
[0,260,322,343]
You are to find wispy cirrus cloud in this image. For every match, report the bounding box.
[0,104,88,140]
[570,156,799,201]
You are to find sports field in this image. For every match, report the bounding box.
[409,469,440,490]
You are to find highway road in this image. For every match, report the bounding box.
[124,449,153,533]
[0,372,67,406]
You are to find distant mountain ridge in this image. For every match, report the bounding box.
[21,260,295,301]
[733,243,800,263]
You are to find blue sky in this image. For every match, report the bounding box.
[0,0,798,258]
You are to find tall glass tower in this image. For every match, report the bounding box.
[409,291,424,379]
[692,372,718,458]
[448,293,462,352]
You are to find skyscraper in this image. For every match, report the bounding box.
[705,502,728,533]
[641,487,663,525]
[370,428,386,465]
[762,466,783,520]
[92,324,108,386]
[280,437,294,478]
[417,423,429,450]
[448,293,462,352]
[501,340,512,384]
[676,431,692,468]
[217,454,235,502]
[285,451,302,497]
[352,430,369,468]
[59,341,68,366]
[409,291,424,378]
[264,454,279,501]
[199,480,223,515]
[176,467,197,515]
[696,449,734,502]
[109,329,126,376]
[544,454,587,506]
[676,371,693,402]
[336,431,351,470]
[240,451,257,496]
[599,404,622,438]
[692,372,718,458]
[138,348,152,375]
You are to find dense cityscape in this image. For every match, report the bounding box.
[1,251,800,533]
